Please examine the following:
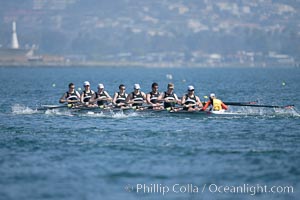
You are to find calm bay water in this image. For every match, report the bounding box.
[0,66,299,200]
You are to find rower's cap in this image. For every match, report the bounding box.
[98,83,104,89]
[83,81,90,86]
[134,84,141,89]
[168,83,174,89]
[210,93,215,98]
[188,85,194,91]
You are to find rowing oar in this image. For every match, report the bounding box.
[222,101,258,106]
[37,104,69,110]
[201,100,293,109]
[227,104,294,109]
[38,102,87,110]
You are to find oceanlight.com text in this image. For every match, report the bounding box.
[207,184,294,196]
[124,183,294,196]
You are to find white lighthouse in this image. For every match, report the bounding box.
[11,21,20,49]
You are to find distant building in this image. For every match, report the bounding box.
[11,21,19,49]
[0,21,43,63]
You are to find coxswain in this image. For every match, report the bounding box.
[202,93,228,111]
[59,83,80,107]
[89,83,112,108]
[181,85,203,111]
[125,84,146,109]
[146,82,163,110]
[80,81,95,106]
[158,83,181,111]
[112,84,128,108]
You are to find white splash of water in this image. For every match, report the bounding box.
[84,111,105,117]
[111,111,139,119]
[223,106,300,118]
[11,104,38,114]
[45,109,73,116]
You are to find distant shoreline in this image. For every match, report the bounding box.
[0,61,299,68]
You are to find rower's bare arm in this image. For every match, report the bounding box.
[175,94,181,104]
[76,91,80,99]
[181,96,186,105]
[107,97,112,102]
[59,93,67,103]
[197,97,203,107]
[104,92,112,102]
[80,93,84,103]
[112,93,118,105]
[107,96,112,102]
[125,93,132,104]
[89,93,97,103]
[142,92,147,103]
[73,92,80,103]
[146,93,152,104]
[157,94,164,101]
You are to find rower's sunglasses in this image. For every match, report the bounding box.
[84,85,90,87]
[188,89,194,92]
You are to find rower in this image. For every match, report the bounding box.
[59,83,80,107]
[146,82,163,110]
[125,84,146,109]
[202,93,228,111]
[90,83,112,108]
[181,85,203,111]
[158,83,181,111]
[80,81,95,105]
[112,84,128,108]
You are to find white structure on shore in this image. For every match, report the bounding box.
[11,21,20,49]
[0,21,44,63]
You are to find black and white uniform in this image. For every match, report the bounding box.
[149,91,160,104]
[95,91,109,106]
[183,94,197,110]
[82,90,94,103]
[116,92,127,104]
[163,92,176,108]
[115,92,128,108]
[132,92,144,107]
[66,91,80,101]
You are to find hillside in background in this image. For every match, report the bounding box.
[0,0,299,66]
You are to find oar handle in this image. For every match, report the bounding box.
[164,100,179,103]
[126,100,145,104]
[140,103,164,108]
